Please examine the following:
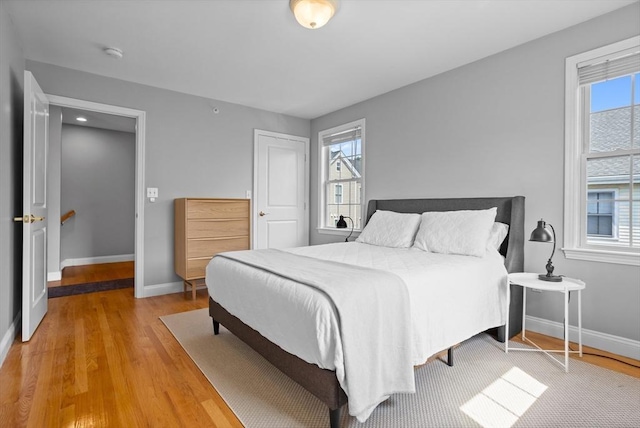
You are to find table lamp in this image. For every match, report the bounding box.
[529,219,563,282]
[336,215,354,242]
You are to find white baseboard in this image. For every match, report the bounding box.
[0,311,21,370]
[47,271,62,281]
[60,254,134,270]
[525,315,640,360]
[143,281,184,297]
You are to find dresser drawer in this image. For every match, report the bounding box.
[188,237,250,259]
[188,200,249,220]
[187,219,249,239]
[186,258,210,279]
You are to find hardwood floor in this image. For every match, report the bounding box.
[48,261,134,287]
[2,279,638,427]
[511,331,640,378]
[0,287,241,427]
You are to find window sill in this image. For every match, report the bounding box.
[562,247,640,266]
[317,227,361,238]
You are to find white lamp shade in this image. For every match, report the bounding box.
[290,0,337,29]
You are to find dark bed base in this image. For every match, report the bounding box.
[208,196,525,428]
[210,297,455,427]
[209,298,348,426]
[209,297,453,428]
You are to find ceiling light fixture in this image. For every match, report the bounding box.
[290,0,337,29]
[76,117,87,122]
[103,47,124,59]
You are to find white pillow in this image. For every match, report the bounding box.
[356,210,422,248]
[487,222,509,251]
[413,207,498,257]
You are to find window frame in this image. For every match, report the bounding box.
[563,36,640,266]
[317,118,366,236]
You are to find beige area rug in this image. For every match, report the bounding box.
[161,309,640,428]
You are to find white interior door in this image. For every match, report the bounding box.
[254,130,309,249]
[20,71,49,341]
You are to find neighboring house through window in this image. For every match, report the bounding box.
[564,36,639,265]
[318,119,365,233]
[587,190,616,238]
[334,183,343,205]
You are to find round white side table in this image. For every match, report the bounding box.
[505,272,586,372]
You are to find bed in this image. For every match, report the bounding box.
[206,196,525,427]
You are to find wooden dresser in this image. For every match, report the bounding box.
[174,198,250,299]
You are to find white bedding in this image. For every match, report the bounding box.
[205,242,508,419]
[212,248,415,422]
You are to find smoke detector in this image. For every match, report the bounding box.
[103,47,124,59]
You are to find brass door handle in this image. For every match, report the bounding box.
[14,214,45,223]
[259,211,268,217]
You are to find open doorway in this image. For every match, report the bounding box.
[47,107,136,297]
[44,96,146,298]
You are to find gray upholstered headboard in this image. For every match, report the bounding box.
[365,196,525,274]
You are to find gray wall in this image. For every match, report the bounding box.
[26,60,310,288]
[2,0,638,363]
[310,4,640,346]
[60,124,135,262]
[47,106,62,276]
[0,2,24,362]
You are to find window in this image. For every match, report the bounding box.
[564,37,640,265]
[587,190,616,238]
[334,183,343,205]
[318,119,365,233]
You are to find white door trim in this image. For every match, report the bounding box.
[46,95,146,298]
[253,129,309,249]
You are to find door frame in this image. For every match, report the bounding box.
[253,129,309,249]
[47,95,146,298]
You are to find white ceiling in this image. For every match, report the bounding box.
[4,0,637,119]
[59,107,136,133]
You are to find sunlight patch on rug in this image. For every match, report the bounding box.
[460,367,547,427]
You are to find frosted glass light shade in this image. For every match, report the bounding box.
[290,0,337,29]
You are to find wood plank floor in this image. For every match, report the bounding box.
[511,331,640,378]
[0,287,241,427]
[48,261,134,288]
[2,266,638,427]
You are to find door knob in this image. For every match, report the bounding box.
[259,211,269,217]
[14,214,45,223]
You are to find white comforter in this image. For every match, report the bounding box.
[206,242,508,420]
[212,248,415,422]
